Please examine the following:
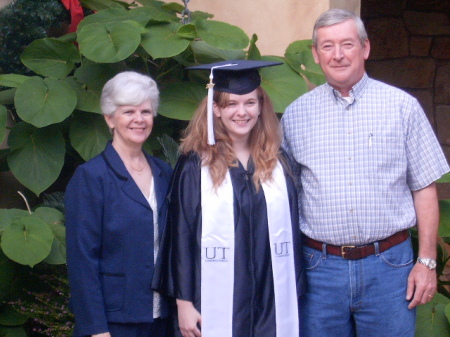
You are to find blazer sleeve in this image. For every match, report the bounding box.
[65,164,109,336]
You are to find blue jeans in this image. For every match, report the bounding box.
[301,238,416,337]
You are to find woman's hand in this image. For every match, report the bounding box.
[177,299,202,337]
[92,333,111,337]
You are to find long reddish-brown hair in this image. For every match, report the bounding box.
[181,86,281,189]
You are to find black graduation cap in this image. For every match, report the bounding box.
[187,59,282,95]
[186,60,282,144]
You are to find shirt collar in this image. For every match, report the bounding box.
[327,73,369,105]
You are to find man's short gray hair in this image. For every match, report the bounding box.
[312,9,368,46]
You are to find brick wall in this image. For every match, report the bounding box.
[362,0,450,198]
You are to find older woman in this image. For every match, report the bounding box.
[65,71,173,337]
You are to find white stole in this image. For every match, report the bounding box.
[200,161,299,337]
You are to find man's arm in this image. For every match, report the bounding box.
[406,182,439,309]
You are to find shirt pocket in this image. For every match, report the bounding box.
[366,134,405,179]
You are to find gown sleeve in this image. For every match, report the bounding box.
[280,151,306,297]
[153,153,202,305]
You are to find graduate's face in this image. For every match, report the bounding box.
[104,100,154,147]
[214,89,260,144]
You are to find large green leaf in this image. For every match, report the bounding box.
[195,19,249,50]
[20,38,80,79]
[1,215,54,267]
[248,34,262,61]
[438,172,450,183]
[66,77,101,114]
[77,7,128,31]
[43,222,66,265]
[190,40,246,64]
[15,77,77,128]
[159,82,206,120]
[132,4,177,23]
[0,88,16,106]
[80,0,129,11]
[34,207,64,226]
[0,105,6,145]
[285,39,326,86]
[35,206,66,265]
[0,209,29,232]
[7,123,65,196]
[78,6,174,32]
[0,74,29,88]
[69,112,111,161]
[78,21,141,63]
[259,56,309,113]
[0,304,28,326]
[55,31,77,43]
[415,293,450,337]
[141,22,191,59]
[439,200,450,237]
[176,23,197,40]
[74,63,119,91]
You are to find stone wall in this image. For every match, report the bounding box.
[362,0,450,198]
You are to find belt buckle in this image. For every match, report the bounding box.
[341,245,356,259]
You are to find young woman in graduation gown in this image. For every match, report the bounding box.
[153,60,305,337]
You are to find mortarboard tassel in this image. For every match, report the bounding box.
[205,63,237,145]
[206,71,215,145]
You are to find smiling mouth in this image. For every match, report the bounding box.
[233,119,250,125]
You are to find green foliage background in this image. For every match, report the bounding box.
[0,0,448,336]
[0,0,324,335]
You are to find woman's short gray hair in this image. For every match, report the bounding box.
[312,9,368,46]
[100,71,159,116]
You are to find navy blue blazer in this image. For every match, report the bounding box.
[65,142,173,337]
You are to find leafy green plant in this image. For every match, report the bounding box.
[10,264,74,337]
[414,172,450,336]
[0,0,323,335]
[0,0,322,197]
[0,192,67,336]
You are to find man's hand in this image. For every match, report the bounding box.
[406,262,437,309]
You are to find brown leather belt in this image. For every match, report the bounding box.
[303,230,409,260]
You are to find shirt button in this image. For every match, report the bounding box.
[348,182,353,186]
[349,209,354,213]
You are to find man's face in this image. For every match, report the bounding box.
[312,19,370,96]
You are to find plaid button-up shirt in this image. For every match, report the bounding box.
[282,74,449,246]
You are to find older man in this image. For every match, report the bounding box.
[281,8,449,337]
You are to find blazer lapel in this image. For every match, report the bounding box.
[102,142,151,210]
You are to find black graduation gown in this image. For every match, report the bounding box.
[153,152,305,337]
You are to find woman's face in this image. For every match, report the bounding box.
[214,89,260,144]
[104,100,154,148]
